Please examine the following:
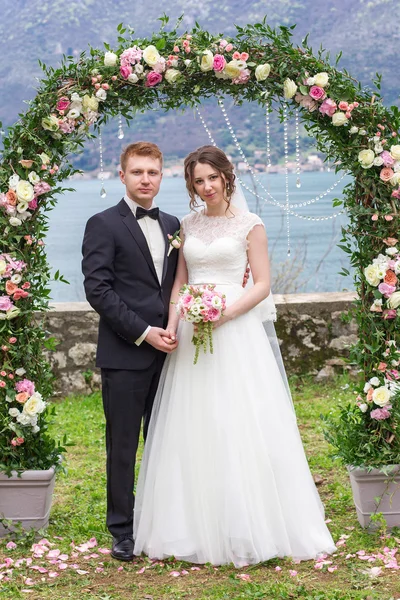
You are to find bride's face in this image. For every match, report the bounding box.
[193,162,226,208]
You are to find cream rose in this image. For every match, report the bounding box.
[0,259,7,275]
[314,72,329,87]
[9,217,22,227]
[364,264,381,286]
[372,386,391,407]
[200,50,214,72]
[283,78,297,99]
[255,63,271,81]
[16,180,34,203]
[142,45,161,66]
[127,73,139,83]
[388,291,400,309]
[332,112,348,126]
[165,69,181,84]
[224,60,241,79]
[358,149,375,169]
[390,172,400,186]
[82,95,99,112]
[390,145,400,161]
[23,392,46,417]
[104,51,118,67]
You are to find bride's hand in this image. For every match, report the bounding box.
[212,310,233,330]
[161,325,178,346]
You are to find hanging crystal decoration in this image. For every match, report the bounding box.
[295,108,301,188]
[98,128,107,198]
[282,104,291,256]
[265,103,272,169]
[117,101,125,140]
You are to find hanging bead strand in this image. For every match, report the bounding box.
[98,128,107,198]
[295,108,301,188]
[117,101,124,140]
[265,102,272,169]
[283,104,291,256]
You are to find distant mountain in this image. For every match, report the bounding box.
[0,0,398,167]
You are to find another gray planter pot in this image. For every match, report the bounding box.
[0,467,56,536]
[347,465,400,530]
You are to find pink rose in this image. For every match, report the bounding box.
[225,43,233,52]
[213,54,226,72]
[120,65,132,79]
[56,97,70,112]
[383,309,397,319]
[380,167,394,182]
[145,71,163,87]
[34,181,51,196]
[153,58,166,74]
[240,52,249,61]
[206,307,221,322]
[385,215,394,221]
[319,98,337,117]
[380,150,395,167]
[338,101,349,111]
[219,39,228,49]
[28,198,38,210]
[392,190,400,199]
[371,214,378,221]
[0,295,13,311]
[309,86,326,101]
[370,406,391,420]
[182,294,194,308]
[378,282,396,297]
[58,120,75,134]
[232,51,241,60]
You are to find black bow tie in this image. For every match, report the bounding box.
[136,206,159,220]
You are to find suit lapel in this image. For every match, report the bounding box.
[158,211,170,284]
[118,200,159,283]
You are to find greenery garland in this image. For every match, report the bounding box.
[0,16,399,472]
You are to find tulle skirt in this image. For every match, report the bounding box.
[134,284,336,566]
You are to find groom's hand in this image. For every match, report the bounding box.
[146,327,178,353]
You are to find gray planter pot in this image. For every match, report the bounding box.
[347,465,400,530]
[0,467,56,536]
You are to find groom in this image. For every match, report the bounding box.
[82,141,180,561]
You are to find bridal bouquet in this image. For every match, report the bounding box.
[175,284,226,364]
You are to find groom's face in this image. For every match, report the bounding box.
[119,154,163,207]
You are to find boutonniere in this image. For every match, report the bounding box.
[167,230,182,256]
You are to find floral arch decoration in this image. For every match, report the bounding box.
[1,16,400,472]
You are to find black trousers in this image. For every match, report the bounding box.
[101,354,165,538]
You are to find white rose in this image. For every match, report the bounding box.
[306,77,315,86]
[184,59,192,67]
[15,368,26,376]
[390,172,400,186]
[28,171,40,185]
[393,161,400,173]
[134,64,144,74]
[255,63,271,82]
[142,45,161,66]
[17,202,29,213]
[16,180,34,203]
[388,291,400,309]
[19,210,31,222]
[0,260,7,275]
[373,136,380,143]
[200,50,214,72]
[373,156,384,166]
[11,274,22,284]
[9,408,20,418]
[17,412,32,426]
[6,306,20,319]
[372,385,391,407]
[164,69,181,84]
[314,72,329,87]
[23,393,46,417]
[32,425,40,434]
[363,382,372,393]
[104,51,118,67]
[390,145,400,161]
[9,174,20,190]
[359,403,368,413]
[359,129,367,135]
[386,247,398,256]
[332,112,348,126]
[358,149,375,169]
[364,264,381,286]
[350,126,359,134]
[374,143,383,154]
[127,73,139,83]
[95,88,107,101]
[9,217,22,227]
[70,92,80,102]
[369,376,380,387]
[283,78,297,99]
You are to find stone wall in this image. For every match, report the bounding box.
[45,291,358,396]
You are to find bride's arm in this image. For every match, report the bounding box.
[215,224,270,327]
[166,238,188,338]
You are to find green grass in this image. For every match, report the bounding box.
[1,375,400,599]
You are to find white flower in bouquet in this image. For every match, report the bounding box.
[32,425,40,433]
[359,403,368,413]
[372,386,391,407]
[314,72,329,87]
[388,291,400,309]
[104,51,118,67]
[16,180,34,203]
[358,149,375,169]
[386,247,398,256]
[67,108,81,119]
[390,145,400,161]
[349,126,359,134]
[9,217,22,227]
[200,50,214,72]
[283,78,297,99]
[255,63,271,81]
[373,156,384,166]
[135,64,144,74]
[142,45,161,66]
[28,171,40,185]
[369,376,380,387]
[10,274,22,284]
[9,408,20,418]
[15,368,26,376]
[127,73,139,83]
[17,202,29,213]
[332,112,348,126]
[374,143,384,154]
[17,412,33,426]
[363,382,372,393]
[23,392,46,417]
[9,174,20,190]
[95,88,107,101]
[364,264,381,286]
[211,296,222,308]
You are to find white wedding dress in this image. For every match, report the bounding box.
[133,210,336,566]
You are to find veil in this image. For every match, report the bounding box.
[231,180,294,409]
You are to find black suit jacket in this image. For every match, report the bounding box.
[82,199,180,370]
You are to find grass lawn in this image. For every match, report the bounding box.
[1,375,400,599]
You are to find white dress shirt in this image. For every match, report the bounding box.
[124,195,166,346]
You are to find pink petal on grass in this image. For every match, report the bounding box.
[289,570,298,577]
[170,571,181,577]
[275,566,282,572]
[6,541,17,550]
[325,519,332,524]
[98,548,111,554]
[191,566,201,571]
[47,549,61,558]
[95,567,104,573]
[48,572,59,578]
[137,567,146,574]
[181,570,189,575]
[328,566,338,573]
[236,573,251,581]
[58,563,68,570]
[58,554,69,561]
[24,578,35,586]
[76,569,89,575]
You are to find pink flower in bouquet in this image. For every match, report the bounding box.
[13,289,29,300]
[294,92,317,112]
[378,282,396,297]
[383,309,397,319]
[56,97,71,112]
[34,181,51,196]
[120,65,133,79]
[153,58,166,74]
[182,294,194,309]
[380,168,394,182]
[213,54,226,72]
[58,120,75,134]
[219,39,228,49]
[338,101,349,111]
[16,392,29,404]
[28,198,38,210]
[22,282,31,290]
[232,69,250,84]
[385,215,394,221]
[120,46,143,65]
[240,52,249,61]
[309,86,326,101]
[16,378,35,396]
[383,237,399,247]
[0,295,13,311]
[319,98,337,117]
[205,307,221,322]
[225,43,233,52]
[371,214,379,221]
[377,362,387,371]
[145,72,162,87]
[232,51,241,60]
[370,406,391,420]
[380,150,395,167]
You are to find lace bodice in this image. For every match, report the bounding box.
[181,210,264,285]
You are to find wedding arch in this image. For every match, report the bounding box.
[1,17,400,471]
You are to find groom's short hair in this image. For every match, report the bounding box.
[120,142,163,171]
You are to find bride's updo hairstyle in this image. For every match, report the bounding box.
[184,145,236,211]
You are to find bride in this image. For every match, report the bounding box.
[133,145,336,566]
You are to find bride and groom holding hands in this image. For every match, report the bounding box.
[82,141,335,567]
